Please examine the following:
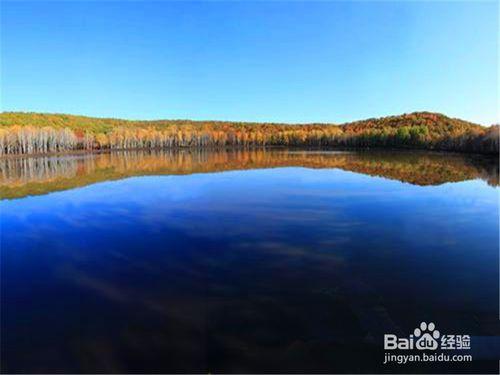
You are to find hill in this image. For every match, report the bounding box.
[0,111,497,155]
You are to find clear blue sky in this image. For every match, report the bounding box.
[1,1,498,125]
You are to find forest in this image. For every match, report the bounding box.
[0,111,498,155]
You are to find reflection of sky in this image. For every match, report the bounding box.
[1,168,499,372]
[3,168,497,244]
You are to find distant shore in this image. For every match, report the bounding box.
[0,111,498,156]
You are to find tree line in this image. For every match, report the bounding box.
[0,112,498,155]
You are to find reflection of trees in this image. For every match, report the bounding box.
[1,149,498,199]
[0,156,79,184]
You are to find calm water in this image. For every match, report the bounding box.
[1,149,499,373]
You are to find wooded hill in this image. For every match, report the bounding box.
[0,111,497,155]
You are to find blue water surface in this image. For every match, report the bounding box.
[1,164,498,373]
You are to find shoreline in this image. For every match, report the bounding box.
[1,145,498,160]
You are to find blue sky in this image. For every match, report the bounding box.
[1,1,498,125]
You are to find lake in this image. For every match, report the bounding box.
[1,149,498,373]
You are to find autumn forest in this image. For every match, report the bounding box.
[0,111,498,156]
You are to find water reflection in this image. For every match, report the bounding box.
[1,150,499,373]
[0,149,498,199]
